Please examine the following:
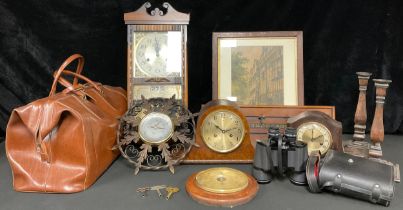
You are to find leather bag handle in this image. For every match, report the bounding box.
[50,70,102,96]
[49,54,85,96]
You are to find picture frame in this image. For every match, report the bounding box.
[212,31,304,106]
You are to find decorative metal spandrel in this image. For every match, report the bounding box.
[117,95,196,174]
[121,130,140,145]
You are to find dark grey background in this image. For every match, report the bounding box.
[0,136,402,210]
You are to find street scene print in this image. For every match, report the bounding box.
[231,46,284,105]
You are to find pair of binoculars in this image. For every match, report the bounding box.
[252,127,308,185]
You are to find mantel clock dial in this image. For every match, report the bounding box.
[287,111,342,156]
[201,110,245,153]
[296,122,332,155]
[124,2,189,105]
[184,99,254,163]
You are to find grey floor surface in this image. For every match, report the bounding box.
[0,135,402,210]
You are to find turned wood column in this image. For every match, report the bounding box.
[369,79,392,157]
[353,72,372,142]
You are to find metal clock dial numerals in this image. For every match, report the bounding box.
[135,33,168,76]
[201,110,245,153]
[296,122,332,155]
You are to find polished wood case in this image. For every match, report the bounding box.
[287,111,343,152]
[184,100,254,163]
[124,2,189,106]
[240,105,336,147]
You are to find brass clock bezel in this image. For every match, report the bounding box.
[296,122,333,155]
[200,109,246,153]
[138,112,175,145]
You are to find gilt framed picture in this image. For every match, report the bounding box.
[212,31,304,105]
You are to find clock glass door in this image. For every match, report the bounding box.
[128,25,185,102]
[133,31,182,77]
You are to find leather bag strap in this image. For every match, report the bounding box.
[306,151,322,193]
[49,54,85,96]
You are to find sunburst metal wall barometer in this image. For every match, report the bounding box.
[124,2,190,106]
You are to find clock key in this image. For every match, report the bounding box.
[136,187,150,197]
[165,186,180,200]
[150,185,167,197]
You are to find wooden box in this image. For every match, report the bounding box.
[240,105,336,147]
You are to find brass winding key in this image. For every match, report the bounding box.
[165,186,179,200]
[136,187,150,197]
[150,185,167,197]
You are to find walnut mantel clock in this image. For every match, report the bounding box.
[124,2,189,106]
[184,100,254,163]
[287,111,343,156]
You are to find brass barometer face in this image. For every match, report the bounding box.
[195,167,249,194]
[296,122,332,155]
[201,110,245,153]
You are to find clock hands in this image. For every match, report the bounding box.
[223,127,238,133]
[213,124,237,134]
[309,129,324,141]
[214,124,225,132]
[211,121,225,133]
[154,37,161,57]
[150,120,165,129]
[150,126,164,129]
[313,134,324,141]
[311,129,314,141]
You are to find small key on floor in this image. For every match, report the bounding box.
[165,186,179,200]
[150,185,167,197]
[136,187,150,197]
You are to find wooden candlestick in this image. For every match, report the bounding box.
[344,72,371,157]
[369,79,392,157]
[353,72,372,141]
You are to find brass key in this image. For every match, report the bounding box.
[150,185,167,197]
[136,187,150,197]
[165,186,179,200]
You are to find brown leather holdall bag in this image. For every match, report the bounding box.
[5,54,127,193]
